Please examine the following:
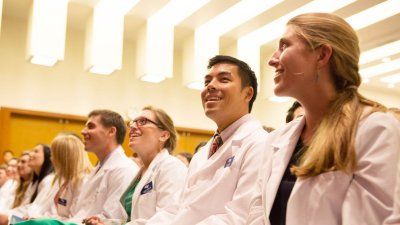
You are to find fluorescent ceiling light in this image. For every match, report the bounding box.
[198,0,283,36]
[30,55,58,67]
[140,0,209,83]
[347,0,400,30]
[360,58,400,78]
[268,96,291,103]
[140,74,166,83]
[151,0,210,26]
[27,0,68,67]
[380,74,400,84]
[387,83,395,89]
[190,0,282,88]
[238,0,355,47]
[97,0,141,15]
[186,81,204,90]
[359,40,400,65]
[86,0,140,75]
[89,65,115,75]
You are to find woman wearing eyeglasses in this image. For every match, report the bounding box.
[84,106,187,225]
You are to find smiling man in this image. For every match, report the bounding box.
[148,55,268,225]
[69,110,139,223]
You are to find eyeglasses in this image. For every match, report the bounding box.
[128,117,162,128]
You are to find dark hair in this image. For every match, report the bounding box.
[177,152,193,163]
[286,101,302,123]
[208,55,258,112]
[30,144,54,203]
[194,141,207,154]
[88,110,126,145]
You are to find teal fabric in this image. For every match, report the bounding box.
[123,178,140,221]
[14,218,77,225]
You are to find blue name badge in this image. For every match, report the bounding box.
[58,198,67,206]
[140,181,153,195]
[224,156,235,168]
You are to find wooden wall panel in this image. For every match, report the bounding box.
[0,107,213,164]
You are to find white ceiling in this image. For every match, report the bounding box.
[2,0,400,96]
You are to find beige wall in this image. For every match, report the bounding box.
[0,16,398,132]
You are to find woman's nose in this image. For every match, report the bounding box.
[268,51,280,67]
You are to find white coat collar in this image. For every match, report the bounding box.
[263,116,305,215]
[129,149,170,211]
[94,146,126,173]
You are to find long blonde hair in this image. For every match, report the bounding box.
[51,133,93,188]
[288,13,386,178]
[12,153,32,208]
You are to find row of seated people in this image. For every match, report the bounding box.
[0,12,400,225]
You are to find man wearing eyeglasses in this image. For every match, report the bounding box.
[68,109,139,223]
[148,55,268,225]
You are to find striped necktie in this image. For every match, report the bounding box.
[208,134,223,158]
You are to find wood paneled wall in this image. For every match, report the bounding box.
[0,107,213,164]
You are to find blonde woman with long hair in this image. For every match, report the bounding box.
[48,133,93,218]
[247,13,400,225]
[12,153,33,208]
[12,133,93,224]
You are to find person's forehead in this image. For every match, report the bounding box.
[208,63,238,73]
[136,110,155,120]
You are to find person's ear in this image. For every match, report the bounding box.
[109,126,117,138]
[316,44,333,68]
[244,86,254,102]
[159,131,170,143]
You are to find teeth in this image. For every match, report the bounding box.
[207,97,221,101]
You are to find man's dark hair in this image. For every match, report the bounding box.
[88,109,126,145]
[208,55,258,112]
[286,101,302,123]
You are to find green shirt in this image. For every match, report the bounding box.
[123,177,141,221]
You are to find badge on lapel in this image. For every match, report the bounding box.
[224,156,235,168]
[140,181,153,195]
[57,198,67,206]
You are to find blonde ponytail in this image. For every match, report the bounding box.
[288,13,386,178]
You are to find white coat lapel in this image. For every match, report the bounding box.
[264,118,305,216]
[131,150,169,212]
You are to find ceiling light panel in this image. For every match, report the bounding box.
[188,0,283,89]
[380,74,400,84]
[360,58,400,78]
[27,0,69,67]
[85,0,141,75]
[360,40,400,65]
[139,0,210,83]
[347,0,400,30]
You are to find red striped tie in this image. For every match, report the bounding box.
[208,134,223,158]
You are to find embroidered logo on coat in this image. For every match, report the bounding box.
[140,181,153,195]
[224,156,235,168]
[58,198,67,206]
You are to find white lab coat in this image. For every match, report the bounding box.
[38,175,90,219]
[10,173,56,218]
[68,146,139,223]
[149,114,268,225]
[119,149,187,225]
[246,111,400,225]
[383,156,400,225]
[0,179,18,211]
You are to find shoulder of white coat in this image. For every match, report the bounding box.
[358,111,400,130]
[108,148,139,171]
[156,155,188,178]
[356,111,400,155]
